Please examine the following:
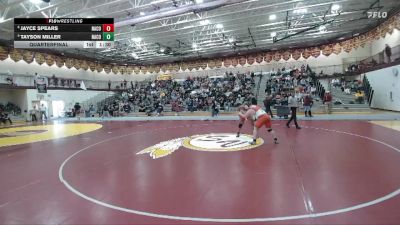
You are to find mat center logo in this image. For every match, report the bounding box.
[137,133,263,159]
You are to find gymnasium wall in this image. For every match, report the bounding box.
[25,89,110,111]
[366,64,400,111]
[0,89,28,111]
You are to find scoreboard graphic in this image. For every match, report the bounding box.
[14,18,114,49]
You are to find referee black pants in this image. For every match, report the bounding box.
[287,107,299,127]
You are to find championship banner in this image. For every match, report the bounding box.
[239,56,246,66]
[180,62,187,70]
[96,63,103,73]
[264,52,272,62]
[9,49,22,62]
[215,59,222,68]
[395,14,400,30]
[133,66,140,74]
[126,66,134,75]
[273,51,281,61]
[73,59,81,70]
[292,49,303,60]
[208,60,216,69]
[332,43,342,55]
[282,50,291,61]
[88,61,96,71]
[380,22,391,38]
[104,64,112,74]
[341,40,352,53]
[154,65,160,73]
[200,60,207,70]
[55,56,65,68]
[387,16,395,35]
[65,58,73,69]
[80,60,88,70]
[119,66,127,74]
[148,65,155,73]
[0,46,8,61]
[112,65,119,74]
[302,48,311,59]
[22,50,34,64]
[224,58,232,67]
[173,63,180,71]
[247,55,255,65]
[231,57,238,67]
[359,34,367,48]
[36,76,47,93]
[45,54,55,66]
[352,36,360,49]
[141,66,148,73]
[35,52,45,65]
[311,47,321,58]
[255,54,263,63]
[321,44,333,56]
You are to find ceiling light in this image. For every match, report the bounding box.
[293,8,307,14]
[319,25,327,33]
[228,37,234,43]
[192,43,198,48]
[269,14,277,20]
[331,4,340,12]
[160,48,165,53]
[200,19,210,25]
[140,12,146,16]
[132,37,142,42]
[216,23,223,29]
[270,32,277,37]
[0,17,4,23]
[195,0,203,3]
[353,33,359,37]
[30,0,41,3]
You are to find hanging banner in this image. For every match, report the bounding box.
[264,52,272,62]
[133,66,140,74]
[0,46,8,61]
[119,66,127,74]
[311,47,321,58]
[65,58,73,69]
[273,51,281,61]
[126,66,134,75]
[292,49,303,60]
[255,54,263,63]
[359,34,367,48]
[89,61,96,71]
[207,60,216,69]
[224,58,232,67]
[282,50,291,61]
[73,59,81,70]
[55,56,65,68]
[34,52,45,64]
[247,55,255,65]
[231,57,238,67]
[104,65,112,73]
[332,43,342,55]
[239,56,246,65]
[22,50,34,64]
[341,39,352,53]
[96,63,103,73]
[45,54,55,66]
[302,48,311,59]
[112,65,119,74]
[173,63,180,71]
[141,66,148,73]
[321,44,333,56]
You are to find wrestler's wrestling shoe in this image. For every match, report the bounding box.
[274,138,279,144]
[250,139,257,145]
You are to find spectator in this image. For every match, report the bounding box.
[0,111,12,125]
[108,80,111,91]
[323,91,333,114]
[39,104,47,120]
[303,93,313,117]
[74,102,81,119]
[385,44,392,63]
[263,95,274,118]
[30,106,38,122]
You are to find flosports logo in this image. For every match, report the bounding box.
[137,133,263,159]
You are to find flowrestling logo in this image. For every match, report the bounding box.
[136,133,263,159]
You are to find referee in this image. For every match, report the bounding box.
[286,92,301,129]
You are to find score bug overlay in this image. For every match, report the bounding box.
[14,18,115,49]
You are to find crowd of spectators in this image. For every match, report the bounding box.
[99,72,257,116]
